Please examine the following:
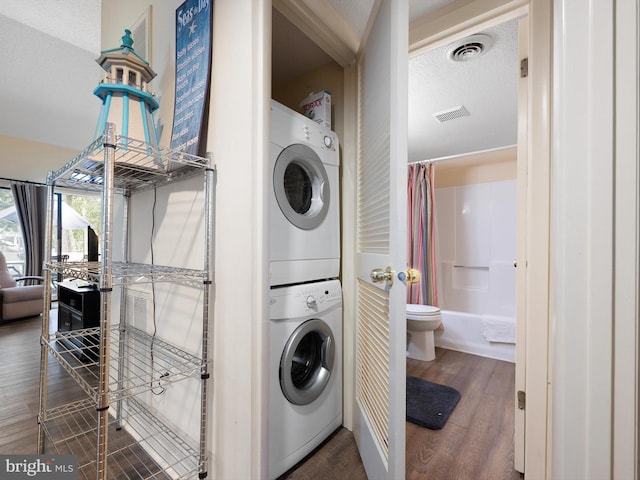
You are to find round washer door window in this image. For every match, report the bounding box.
[279,318,335,405]
[273,144,330,230]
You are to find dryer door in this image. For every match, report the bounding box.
[273,144,330,230]
[279,318,335,405]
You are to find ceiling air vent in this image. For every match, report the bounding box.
[433,105,470,123]
[447,34,494,62]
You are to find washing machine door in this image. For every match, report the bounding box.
[279,318,335,405]
[273,144,330,230]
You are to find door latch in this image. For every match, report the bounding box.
[398,268,421,284]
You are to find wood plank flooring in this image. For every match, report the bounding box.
[0,315,87,455]
[282,348,523,480]
[2,317,521,479]
[0,314,172,479]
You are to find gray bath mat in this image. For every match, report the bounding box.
[406,376,461,430]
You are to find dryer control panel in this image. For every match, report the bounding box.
[270,100,340,165]
[270,280,342,319]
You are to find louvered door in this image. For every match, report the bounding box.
[353,0,408,477]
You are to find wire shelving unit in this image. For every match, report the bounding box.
[37,124,214,479]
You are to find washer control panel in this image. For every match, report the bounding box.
[269,280,342,319]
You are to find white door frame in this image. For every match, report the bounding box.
[553,0,640,477]
[613,0,640,477]
[407,1,552,478]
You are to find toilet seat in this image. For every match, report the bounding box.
[407,304,441,320]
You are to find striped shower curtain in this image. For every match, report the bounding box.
[407,162,439,306]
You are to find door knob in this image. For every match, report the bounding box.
[398,269,421,284]
[370,266,394,286]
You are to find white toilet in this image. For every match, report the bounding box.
[406,304,442,361]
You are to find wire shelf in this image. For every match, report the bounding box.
[44,261,208,286]
[48,135,212,194]
[42,397,200,479]
[44,325,204,404]
[39,127,213,479]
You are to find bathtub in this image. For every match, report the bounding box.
[434,310,516,363]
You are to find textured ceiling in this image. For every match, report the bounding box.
[273,4,519,162]
[408,18,519,161]
[0,14,102,153]
[0,0,100,54]
[2,1,519,180]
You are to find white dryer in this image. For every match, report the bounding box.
[270,100,340,286]
[269,279,342,479]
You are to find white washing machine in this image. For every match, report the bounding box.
[270,100,340,286]
[269,279,342,479]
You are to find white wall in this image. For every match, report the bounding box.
[97,0,209,461]
[209,1,270,478]
[101,2,270,478]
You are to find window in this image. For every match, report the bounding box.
[0,189,101,276]
[0,187,25,277]
[56,194,101,262]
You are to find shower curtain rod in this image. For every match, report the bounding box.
[408,144,517,165]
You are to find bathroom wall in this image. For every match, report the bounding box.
[435,146,516,187]
[435,178,517,317]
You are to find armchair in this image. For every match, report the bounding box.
[0,251,44,321]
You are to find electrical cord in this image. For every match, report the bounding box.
[149,187,165,395]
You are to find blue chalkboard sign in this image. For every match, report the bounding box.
[170,0,212,155]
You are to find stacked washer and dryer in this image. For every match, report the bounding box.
[268,100,342,479]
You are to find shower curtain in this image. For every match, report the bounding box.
[407,162,439,306]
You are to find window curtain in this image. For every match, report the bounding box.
[407,162,439,306]
[11,182,47,279]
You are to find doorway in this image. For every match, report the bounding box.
[269,0,553,477]
[406,13,525,476]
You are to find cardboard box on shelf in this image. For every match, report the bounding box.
[299,91,331,129]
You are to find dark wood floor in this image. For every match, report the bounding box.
[0,315,88,455]
[2,317,521,479]
[0,314,172,479]
[283,348,523,480]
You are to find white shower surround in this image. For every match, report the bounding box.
[434,179,517,362]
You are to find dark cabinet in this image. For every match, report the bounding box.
[57,280,100,357]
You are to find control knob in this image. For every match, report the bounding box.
[306,295,317,309]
